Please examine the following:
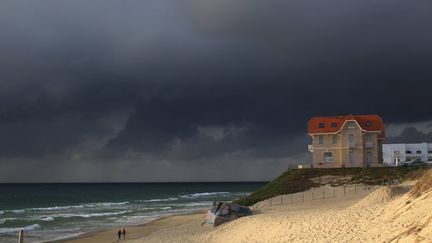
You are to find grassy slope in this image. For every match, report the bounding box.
[236,167,427,206]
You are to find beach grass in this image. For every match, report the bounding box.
[235,167,427,206]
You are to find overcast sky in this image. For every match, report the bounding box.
[1,0,432,182]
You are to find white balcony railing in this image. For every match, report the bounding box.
[308,144,313,152]
[349,143,356,149]
[365,142,373,148]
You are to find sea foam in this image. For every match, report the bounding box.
[10,201,131,213]
[31,205,84,211]
[82,201,130,207]
[39,217,55,222]
[180,192,230,198]
[0,224,41,234]
[54,210,131,219]
[10,209,25,213]
[138,197,178,202]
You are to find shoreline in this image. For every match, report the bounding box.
[49,210,206,243]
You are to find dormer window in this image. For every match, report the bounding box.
[318,123,325,128]
[331,122,337,128]
[346,121,356,129]
[365,121,372,127]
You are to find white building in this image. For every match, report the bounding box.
[383,143,432,166]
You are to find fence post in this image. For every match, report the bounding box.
[343,186,346,196]
[18,230,24,243]
[281,195,283,205]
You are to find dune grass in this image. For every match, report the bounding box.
[235,167,428,206]
[409,169,432,198]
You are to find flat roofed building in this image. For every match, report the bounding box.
[383,143,432,166]
[307,114,385,168]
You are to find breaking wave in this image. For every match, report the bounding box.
[30,205,85,211]
[180,192,230,198]
[137,197,178,202]
[0,224,41,234]
[83,201,130,207]
[39,217,55,222]
[55,210,131,218]
[9,209,25,213]
[7,201,131,213]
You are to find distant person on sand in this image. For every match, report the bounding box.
[122,228,126,239]
[118,229,121,240]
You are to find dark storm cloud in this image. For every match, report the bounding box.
[0,0,432,181]
[386,127,432,144]
[0,80,141,156]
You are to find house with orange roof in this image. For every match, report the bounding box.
[307,114,385,168]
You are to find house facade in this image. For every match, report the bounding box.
[307,114,385,168]
[383,143,432,166]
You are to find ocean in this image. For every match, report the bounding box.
[0,182,264,243]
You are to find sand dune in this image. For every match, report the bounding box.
[123,181,432,243]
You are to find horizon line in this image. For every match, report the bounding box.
[0,181,269,184]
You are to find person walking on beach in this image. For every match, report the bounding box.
[117,229,122,240]
[122,228,127,239]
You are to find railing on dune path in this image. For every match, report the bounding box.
[266,179,402,207]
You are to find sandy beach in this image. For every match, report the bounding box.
[57,212,208,243]
[123,185,383,243]
[59,181,432,243]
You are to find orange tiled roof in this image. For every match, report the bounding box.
[307,114,385,139]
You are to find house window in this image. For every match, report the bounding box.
[318,123,325,128]
[416,150,422,154]
[406,150,412,154]
[331,122,337,128]
[332,135,337,144]
[365,134,372,143]
[428,157,432,162]
[406,158,412,162]
[348,134,355,145]
[347,122,356,129]
[394,151,400,155]
[318,136,324,145]
[365,121,373,127]
[366,151,372,164]
[324,152,333,163]
[349,151,355,163]
[428,150,432,154]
